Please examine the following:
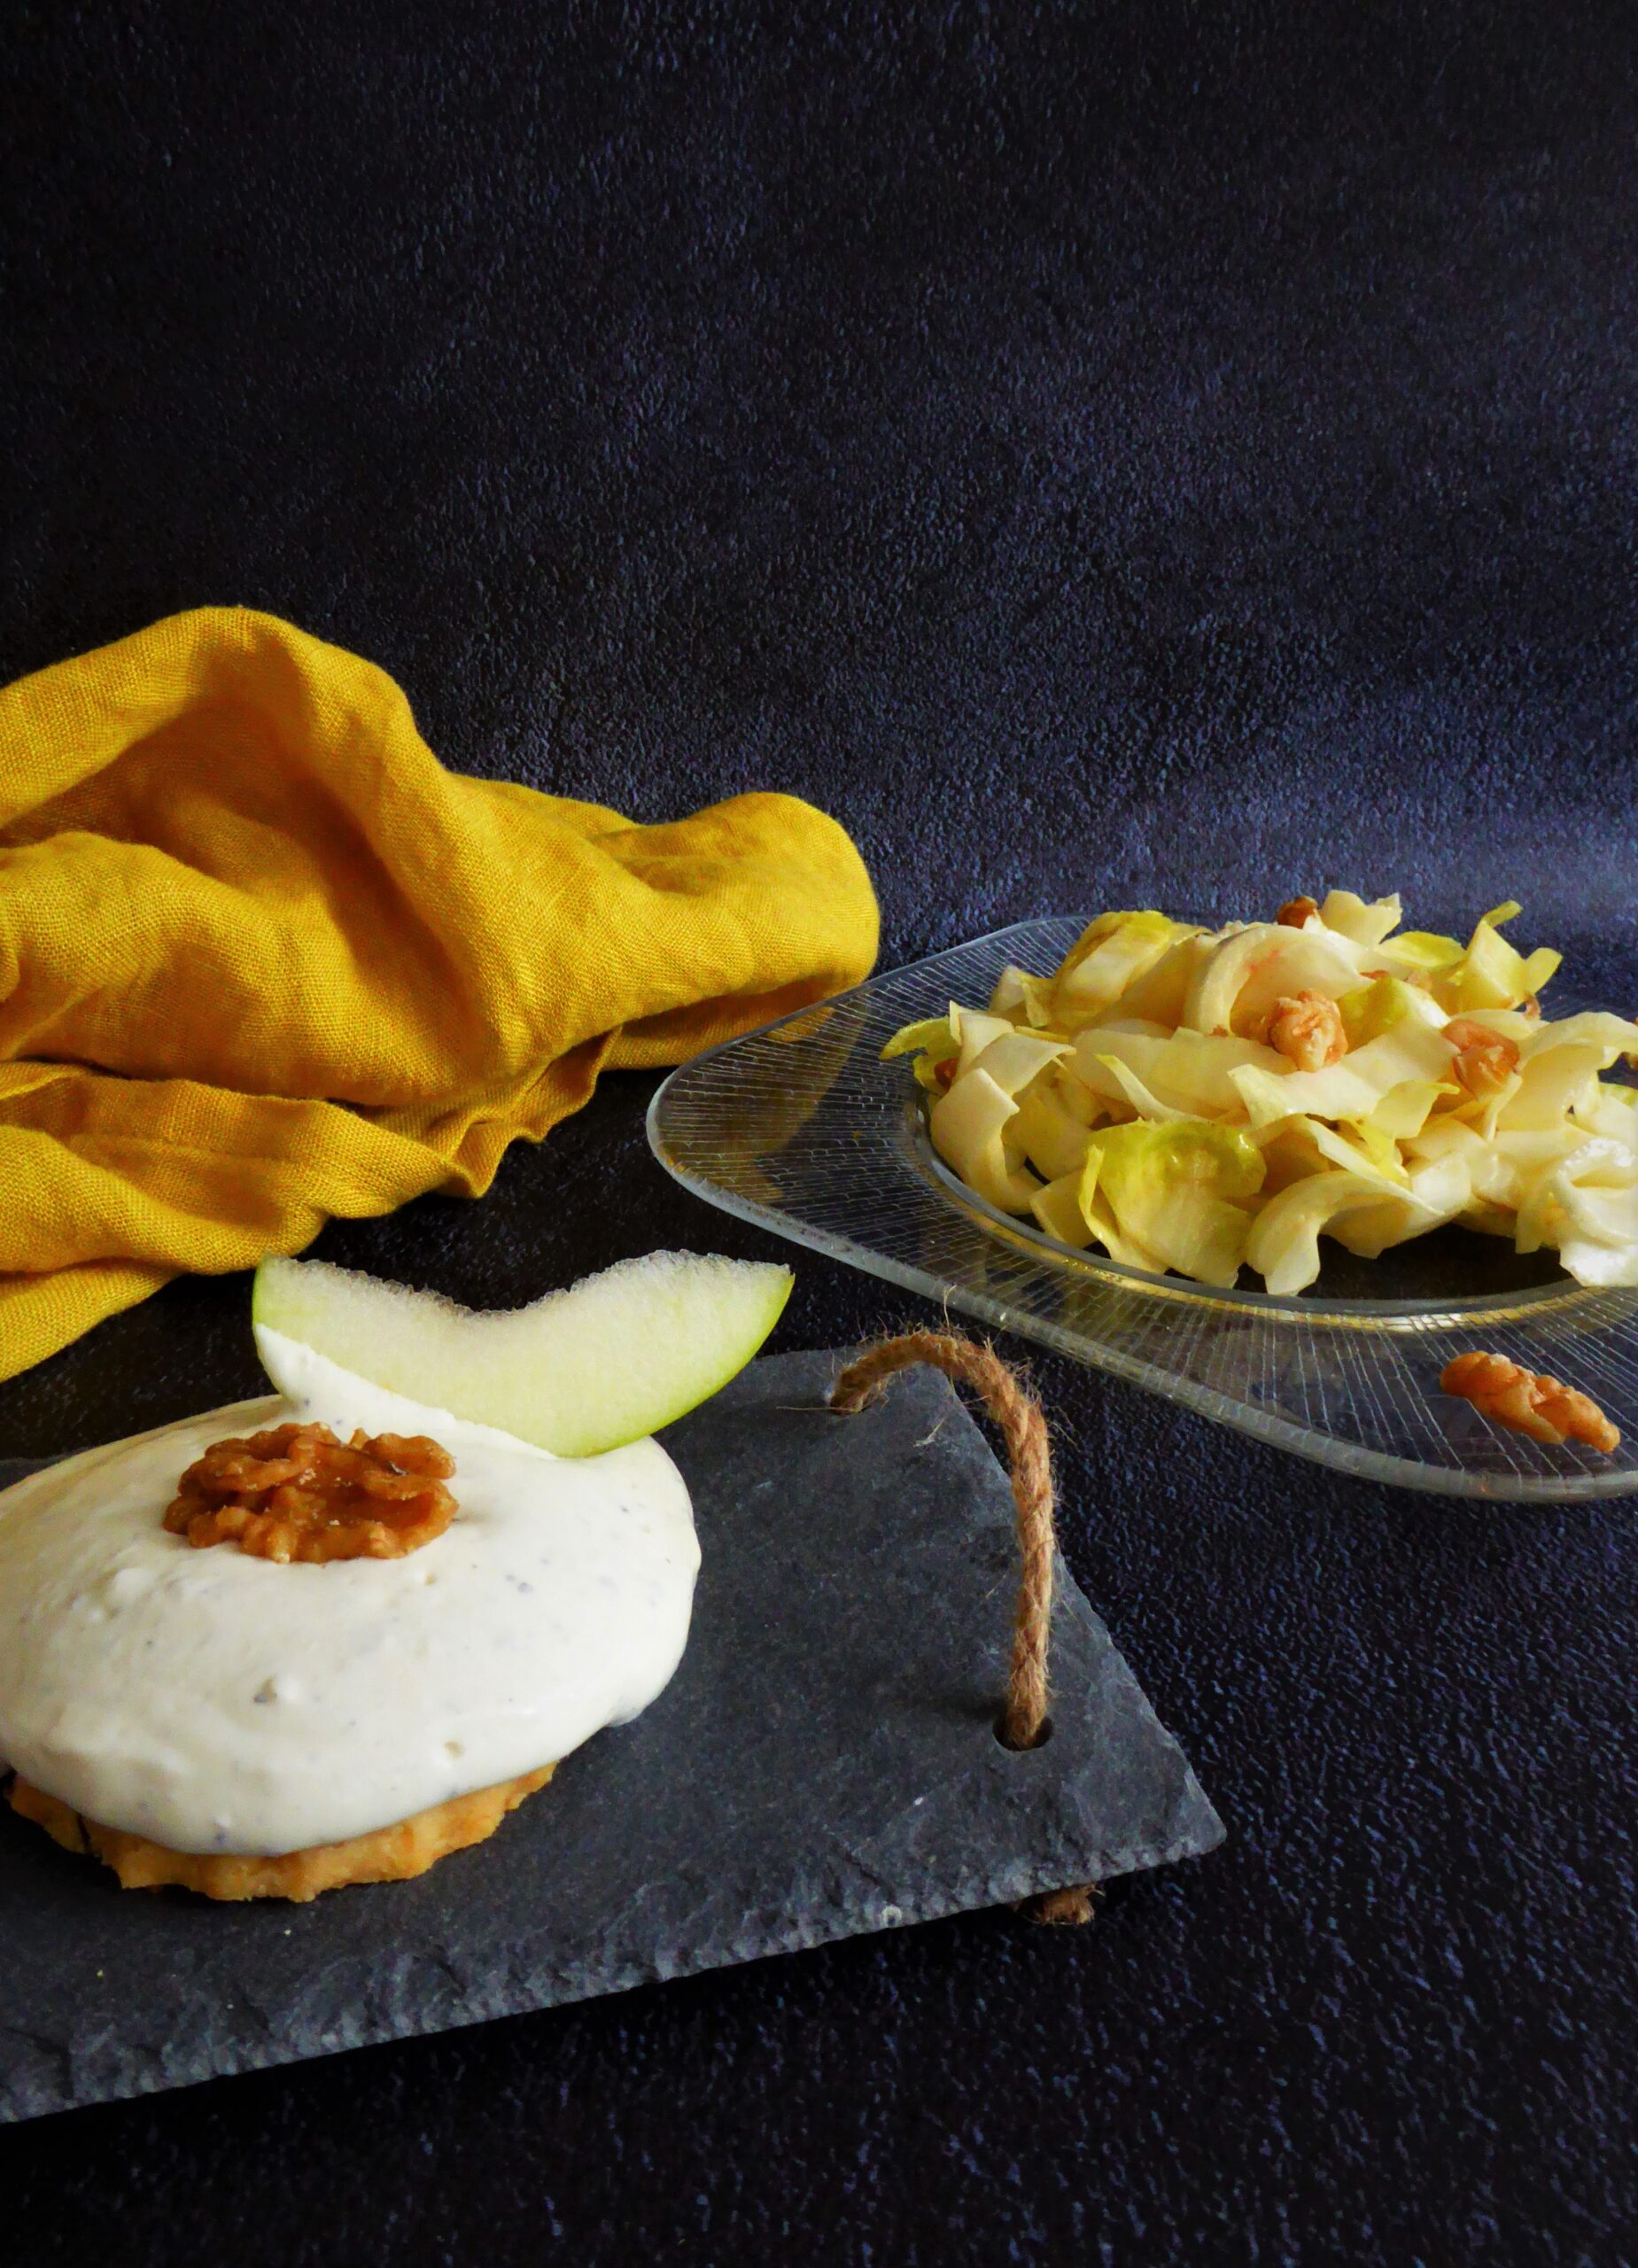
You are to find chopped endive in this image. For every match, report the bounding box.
[1243,1171,1393,1294]
[1089,1053,1200,1123]
[951,1005,1021,1078]
[1230,1018,1457,1126]
[883,889,1632,1292]
[1336,974,1439,1049]
[1012,1079,1097,1181]
[1080,1181,1169,1272]
[1325,1155,1473,1260]
[1356,1080,1452,1141]
[1075,1027,1283,1115]
[1495,1041,1607,1136]
[1248,1111,1407,1195]
[1520,1010,1638,1060]
[881,1014,956,1063]
[1083,1122,1265,1288]
[1307,1116,1410,1190]
[880,1014,959,1091]
[928,1067,1040,1213]
[967,1029,1071,1098]
[1318,889,1403,948]
[1346,1115,1411,1185]
[1408,1119,1583,1211]
[987,966,1030,1016]
[1578,1081,1638,1153]
[1029,1169,1097,1250]
[1050,911,1197,1028]
[987,965,1059,1028]
[1072,1146,1170,1271]
[1515,1138,1638,1284]
[1376,929,1464,975]
[1115,931,1215,1026]
[1432,903,1563,1014]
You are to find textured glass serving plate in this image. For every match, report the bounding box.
[648,920,1638,1502]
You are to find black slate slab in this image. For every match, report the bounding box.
[0,1349,1222,2124]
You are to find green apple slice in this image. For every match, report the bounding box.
[252,1250,793,1457]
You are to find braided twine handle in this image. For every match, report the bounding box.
[829,1331,1097,1929]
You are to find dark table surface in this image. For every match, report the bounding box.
[4,4,1636,2261]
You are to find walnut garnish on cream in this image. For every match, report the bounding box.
[1264,990,1348,1073]
[164,1422,458,1564]
[1440,1352,1619,1452]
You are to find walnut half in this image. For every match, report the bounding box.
[165,1422,459,1563]
[1277,896,1319,928]
[1440,1352,1619,1453]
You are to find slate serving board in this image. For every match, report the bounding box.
[0,1348,1223,2124]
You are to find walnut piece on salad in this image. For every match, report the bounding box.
[1262,990,1348,1074]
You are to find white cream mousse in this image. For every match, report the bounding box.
[0,1333,699,1856]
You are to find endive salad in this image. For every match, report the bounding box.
[885,894,1638,1294]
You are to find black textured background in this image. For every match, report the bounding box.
[4,4,1636,2262]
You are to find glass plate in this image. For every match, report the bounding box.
[648,920,1638,1501]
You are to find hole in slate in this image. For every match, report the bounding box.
[994,1713,1053,1752]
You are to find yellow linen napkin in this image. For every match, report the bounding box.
[0,608,878,1382]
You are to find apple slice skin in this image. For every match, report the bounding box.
[252,1250,794,1459]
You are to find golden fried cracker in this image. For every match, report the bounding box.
[6,1764,555,1903]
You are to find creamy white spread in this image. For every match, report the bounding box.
[0,1334,699,1855]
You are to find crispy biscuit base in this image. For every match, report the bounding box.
[6,1765,555,1903]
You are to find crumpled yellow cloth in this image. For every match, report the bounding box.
[0,608,877,1382]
